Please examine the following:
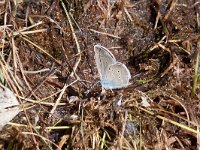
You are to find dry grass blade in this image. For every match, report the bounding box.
[90,28,121,39]
[136,106,199,134]
[163,0,178,21]
[22,132,59,150]
[8,122,71,130]
[60,0,81,78]
[21,35,61,65]
[14,29,47,36]
[50,80,78,114]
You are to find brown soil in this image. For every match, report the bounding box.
[0,0,200,149]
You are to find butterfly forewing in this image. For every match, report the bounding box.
[94,45,116,79]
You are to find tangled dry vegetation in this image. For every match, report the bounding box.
[0,0,200,149]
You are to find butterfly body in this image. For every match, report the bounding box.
[94,45,131,89]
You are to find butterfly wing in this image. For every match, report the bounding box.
[94,45,116,80]
[101,62,131,89]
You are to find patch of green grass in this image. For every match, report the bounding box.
[191,52,199,97]
[136,79,153,84]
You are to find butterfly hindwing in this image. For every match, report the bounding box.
[102,62,131,89]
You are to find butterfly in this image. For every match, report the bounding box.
[94,45,131,89]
